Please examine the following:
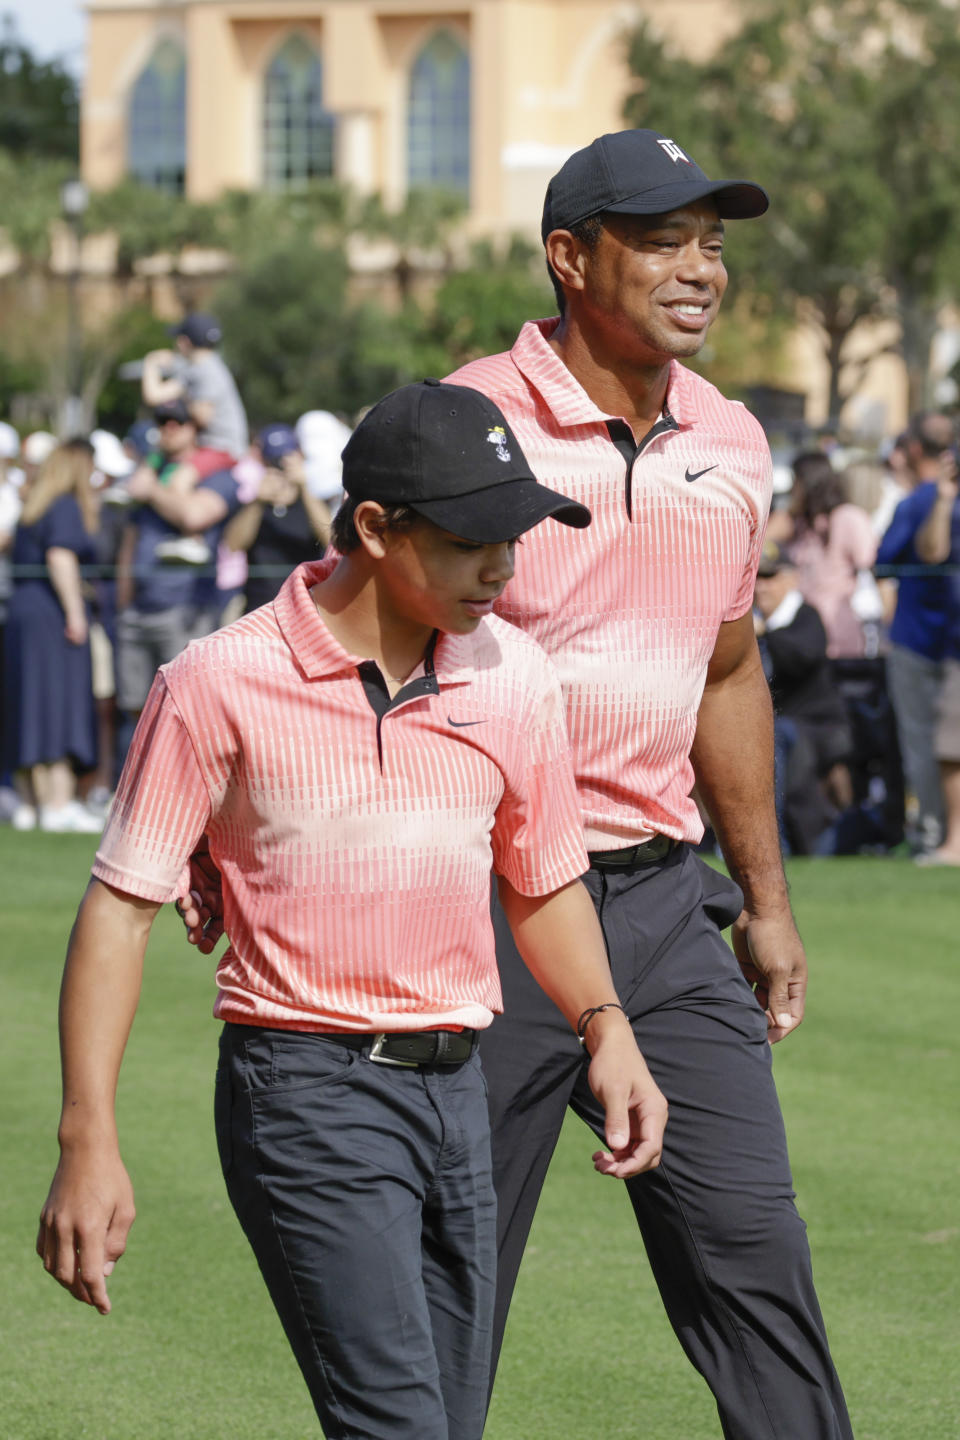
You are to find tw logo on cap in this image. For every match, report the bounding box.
[656,138,692,165]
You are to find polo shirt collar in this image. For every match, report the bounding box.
[511,318,699,430]
[274,559,478,688]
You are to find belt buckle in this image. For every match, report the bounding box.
[368,1033,420,1068]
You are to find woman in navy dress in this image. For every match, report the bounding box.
[4,438,103,831]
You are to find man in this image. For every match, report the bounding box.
[754,538,853,853]
[114,400,240,735]
[444,129,852,1438]
[907,443,960,865]
[877,411,956,855]
[184,132,853,1436]
[37,381,667,1440]
[141,312,249,477]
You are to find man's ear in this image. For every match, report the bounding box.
[354,500,390,559]
[544,230,589,299]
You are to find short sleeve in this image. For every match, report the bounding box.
[490,650,589,896]
[42,495,88,554]
[199,467,241,520]
[93,674,212,901]
[725,443,774,622]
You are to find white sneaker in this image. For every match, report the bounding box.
[40,802,105,834]
[11,803,37,831]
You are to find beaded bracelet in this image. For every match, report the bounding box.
[576,1002,627,1043]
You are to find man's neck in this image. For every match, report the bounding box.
[547,316,672,440]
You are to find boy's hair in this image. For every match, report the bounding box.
[546,214,606,315]
[331,495,422,553]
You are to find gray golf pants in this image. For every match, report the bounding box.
[482,845,853,1440]
[215,1024,496,1439]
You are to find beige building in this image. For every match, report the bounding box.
[80,0,913,431]
[81,0,738,234]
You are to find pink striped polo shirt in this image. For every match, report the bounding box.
[92,558,589,1033]
[447,319,773,848]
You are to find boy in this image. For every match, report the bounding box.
[37,381,667,1440]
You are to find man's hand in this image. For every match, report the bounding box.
[731,908,807,1043]
[175,835,225,954]
[126,465,160,504]
[37,1144,135,1315]
[584,1015,668,1178]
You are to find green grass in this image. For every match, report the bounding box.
[2,834,958,1438]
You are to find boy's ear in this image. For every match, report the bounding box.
[354,500,390,559]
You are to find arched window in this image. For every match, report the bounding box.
[263,34,336,190]
[407,31,470,194]
[128,38,186,193]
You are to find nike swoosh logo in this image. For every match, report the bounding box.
[685,464,718,482]
[448,717,486,727]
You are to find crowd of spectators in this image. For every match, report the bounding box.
[1,310,958,861]
[0,313,346,832]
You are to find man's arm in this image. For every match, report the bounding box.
[125,466,229,534]
[140,350,183,407]
[37,879,161,1314]
[691,611,806,1042]
[915,461,958,564]
[497,876,667,1178]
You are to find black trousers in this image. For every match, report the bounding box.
[216,1025,496,1440]
[482,846,853,1440]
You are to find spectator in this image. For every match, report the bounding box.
[877,412,956,855]
[225,424,332,612]
[909,444,960,866]
[140,312,248,480]
[754,540,853,853]
[295,409,351,507]
[3,438,103,832]
[0,421,22,821]
[786,450,880,658]
[114,402,241,744]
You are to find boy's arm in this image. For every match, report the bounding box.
[37,879,162,1315]
[497,876,667,1179]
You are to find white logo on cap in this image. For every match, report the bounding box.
[657,138,691,165]
[487,426,512,463]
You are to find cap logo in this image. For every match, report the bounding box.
[656,138,692,165]
[486,426,512,463]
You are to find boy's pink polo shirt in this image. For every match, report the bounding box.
[447,319,773,848]
[93,559,588,1033]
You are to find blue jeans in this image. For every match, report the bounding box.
[215,1024,497,1439]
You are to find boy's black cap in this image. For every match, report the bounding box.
[341,380,591,543]
[541,129,769,241]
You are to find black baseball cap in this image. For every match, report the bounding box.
[341,380,591,543]
[541,129,769,241]
[172,312,223,347]
[153,399,193,426]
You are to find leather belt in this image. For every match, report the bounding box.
[319,1028,479,1069]
[587,834,677,870]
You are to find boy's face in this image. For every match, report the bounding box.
[378,517,518,635]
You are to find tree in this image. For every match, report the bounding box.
[0,13,78,160]
[624,0,960,416]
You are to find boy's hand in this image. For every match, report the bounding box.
[37,1145,135,1315]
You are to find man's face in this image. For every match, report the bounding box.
[571,200,728,363]
[754,567,795,619]
[376,517,518,636]
[158,417,196,459]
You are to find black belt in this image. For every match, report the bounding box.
[588,834,677,870]
[320,1028,479,1069]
